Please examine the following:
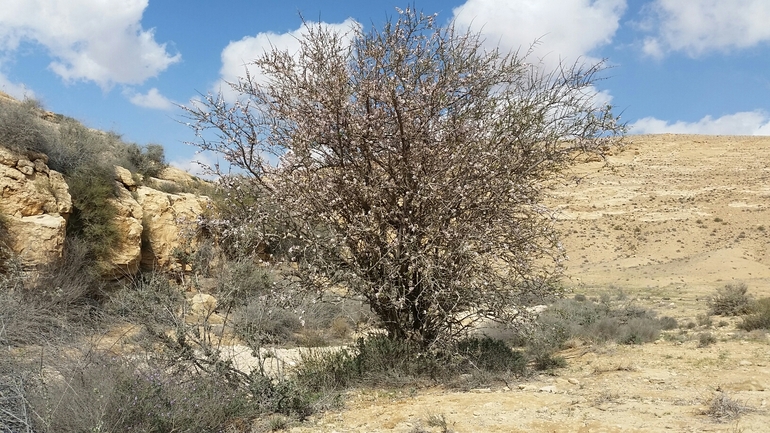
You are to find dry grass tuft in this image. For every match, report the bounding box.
[704,392,752,422]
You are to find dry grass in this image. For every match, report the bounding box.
[704,392,753,422]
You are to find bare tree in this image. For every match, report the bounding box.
[182,8,624,347]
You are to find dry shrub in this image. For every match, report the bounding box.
[709,283,752,316]
[0,239,103,347]
[705,392,752,422]
[738,297,770,331]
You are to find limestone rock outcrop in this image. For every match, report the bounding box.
[1,140,212,275]
[0,146,71,268]
[106,177,144,277]
[135,185,211,271]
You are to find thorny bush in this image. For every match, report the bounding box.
[182,7,625,347]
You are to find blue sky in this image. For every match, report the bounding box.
[1,0,770,173]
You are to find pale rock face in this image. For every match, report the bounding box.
[158,166,200,187]
[105,183,144,277]
[0,145,71,268]
[135,186,210,270]
[1,141,213,274]
[5,214,67,267]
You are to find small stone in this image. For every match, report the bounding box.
[739,360,753,366]
[33,159,49,174]
[539,386,557,393]
[471,388,492,393]
[568,378,580,385]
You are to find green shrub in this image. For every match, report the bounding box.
[534,298,663,346]
[533,353,567,371]
[696,313,713,327]
[295,336,443,391]
[457,337,526,374]
[22,350,285,433]
[0,213,15,275]
[65,164,120,261]
[738,297,770,331]
[698,332,717,347]
[708,283,752,316]
[659,316,678,330]
[107,270,182,325]
[617,317,662,344]
[293,347,359,393]
[0,97,54,155]
[234,298,304,346]
[295,335,525,393]
[523,297,665,367]
[124,142,167,178]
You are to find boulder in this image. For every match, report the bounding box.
[157,166,202,188]
[190,293,218,316]
[4,214,67,267]
[0,145,71,268]
[114,165,138,190]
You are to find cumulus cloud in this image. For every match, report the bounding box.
[0,0,180,88]
[641,0,770,58]
[170,152,221,180]
[451,0,627,68]
[0,69,34,100]
[125,87,174,110]
[216,18,359,101]
[630,111,770,135]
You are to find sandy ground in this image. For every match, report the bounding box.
[287,135,770,433]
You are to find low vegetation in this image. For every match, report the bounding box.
[738,297,770,331]
[513,297,674,369]
[708,282,753,316]
[704,392,753,422]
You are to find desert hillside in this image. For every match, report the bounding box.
[290,134,770,433]
[553,134,769,296]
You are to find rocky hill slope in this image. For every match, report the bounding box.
[0,143,210,275]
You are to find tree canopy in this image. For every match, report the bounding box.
[183,8,624,346]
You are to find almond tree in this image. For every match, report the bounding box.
[183,8,624,346]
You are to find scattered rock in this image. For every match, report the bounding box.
[190,293,218,316]
[114,165,137,189]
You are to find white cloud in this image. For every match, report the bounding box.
[170,152,221,180]
[125,87,174,110]
[0,0,180,88]
[642,0,770,58]
[451,0,627,68]
[630,111,770,135]
[216,18,359,101]
[0,70,34,100]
